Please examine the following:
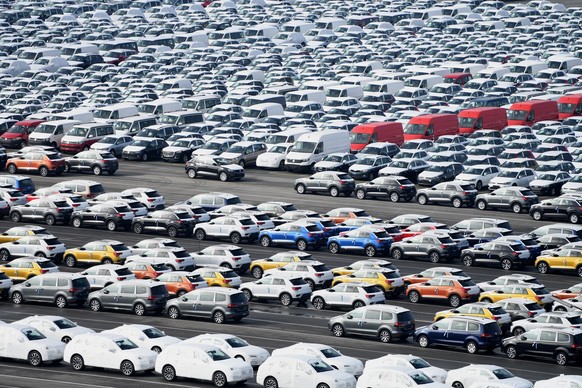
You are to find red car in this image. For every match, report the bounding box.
[0,120,44,148]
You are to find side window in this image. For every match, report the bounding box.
[451,320,467,331]
[42,277,57,287]
[200,292,214,302]
[364,310,381,320]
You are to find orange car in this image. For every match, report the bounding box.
[400,222,448,239]
[403,267,470,287]
[125,261,171,279]
[6,151,66,176]
[322,207,377,224]
[406,276,480,307]
[552,283,582,300]
[155,271,208,297]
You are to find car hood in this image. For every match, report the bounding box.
[29,133,51,139]
[1,132,24,139]
[418,170,443,178]
[193,148,219,155]
[163,146,189,152]
[124,145,147,152]
[489,177,515,184]
[349,165,374,173]
[315,161,342,168]
[381,166,407,174]
[219,152,242,159]
[222,164,244,171]
[91,143,113,150]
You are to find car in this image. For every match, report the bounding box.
[414,317,503,354]
[9,272,91,308]
[6,151,66,176]
[0,235,66,261]
[535,249,582,277]
[313,152,358,172]
[162,137,205,163]
[263,260,333,290]
[311,282,385,310]
[295,171,355,197]
[322,207,377,224]
[194,216,260,244]
[496,297,546,321]
[476,187,539,214]
[402,267,470,287]
[240,276,312,306]
[259,221,326,250]
[126,247,195,272]
[63,150,118,175]
[0,324,65,366]
[479,284,552,307]
[185,155,245,182]
[154,271,208,297]
[477,274,541,293]
[13,315,94,343]
[328,305,416,343]
[64,332,157,375]
[354,175,417,202]
[450,217,513,236]
[80,263,136,289]
[249,251,311,279]
[63,239,131,267]
[164,287,249,324]
[487,168,538,190]
[332,268,404,297]
[434,302,512,331]
[125,260,171,279]
[445,365,532,388]
[454,164,501,190]
[502,327,582,365]
[533,375,582,388]
[122,138,167,161]
[417,162,465,187]
[348,155,392,180]
[390,234,460,263]
[121,187,165,210]
[406,276,480,307]
[9,197,73,225]
[90,135,134,157]
[416,182,477,208]
[129,238,183,254]
[460,241,530,270]
[71,202,134,231]
[131,209,195,237]
[87,279,169,315]
[186,333,269,366]
[256,142,293,170]
[529,172,571,196]
[379,158,430,182]
[190,244,252,273]
[191,266,242,288]
[364,355,447,383]
[530,197,582,224]
[217,140,267,167]
[328,226,393,257]
[510,312,582,336]
[102,324,181,353]
[256,201,297,217]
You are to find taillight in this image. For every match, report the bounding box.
[9,198,17,201]
[365,294,373,299]
[114,252,121,257]
[535,296,542,301]
[224,279,232,283]
[513,251,520,256]
[227,303,238,308]
[527,311,536,317]
[338,180,345,184]
[55,208,61,213]
[69,288,78,294]
[314,273,323,277]
[46,246,55,250]
[491,316,500,321]
[571,344,582,349]
[175,259,184,263]
[241,226,250,230]
[291,286,301,291]
[117,277,125,281]
[72,203,79,207]
[463,287,470,292]
[231,257,241,261]
[116,213,123,217]
[480,333,492,338]
[147,198,155,202]
[385,279,394,284]
[257,221,264,225]
[148,295,155,300]
[40,269,49,274]
[307,233,315,237]
[440,244,447,248]
[399,185,406,189]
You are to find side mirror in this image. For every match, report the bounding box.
[346,314,353,320]
[432,325,439,330]
[182,297,188,302]
[109,348,116,353]
[49,327,56,332]
[520,335,526,341]
[103,290,109,294]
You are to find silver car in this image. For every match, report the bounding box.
[9,273,90,307]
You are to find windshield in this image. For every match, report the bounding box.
[33,124,56,134]
[8,125,28,134]
[142,327,165,338]
[291,141,316,153]
[409,371,434,384]
[409,358,431,369]
[497,170,519,178]
[225,337,249,348]
[310,359,334,373]
[507,110,528,120]
[116,338,138,350]
[558,103,576,114]
[538,174,556,180]
[53,318,76,329]
[21,328,46,340]
[350,132,370,144]
[459,117,476,127]
[320,347,341,358]
[404,124,427,134]
[492,369,514,379]
[67,127,89,137]
[207,349,230,361]
[464,167,484,175]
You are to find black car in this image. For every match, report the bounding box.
[64,150,118,175]
[530,197,582,224]
[460,241,530,270]
[536,233,581,251]
[390,234,460,263]
[502,327,582,365]
[465,228,507,246]
[185,155,244,182]
[122,138,167,161]
[476,187,539,214]
[416,162,464,186]
[529,172,571,196]
[348,155,392,180]
[68,53,105,69]
[294,172,355,197]
[134,125,181,141]
[71,203,134,231]
[161,137,205,163]
[355,175,416,202]
[379,158,430,183]
[131,210,196,237]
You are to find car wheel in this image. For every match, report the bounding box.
[133,303,146,316]
[0,248,10,261]
[449,294,461,307]
[506,345,518,359]
[355,189,366,200]
[167,226,178,237]
[168,306,180,319]
[9,212,21,223]
[452,382,464,388]
[329,186,339,197]
[379,329,392,343]
[264,377,279,388]
[331,323,344,337]
[92,166,102,175]
[305,279,315,289]
[476,180,482,190]
[219,171,228,182]
[141,153,148,161]
[55,295,67,308]
[230,232,242,244]
[45,214,56,225]
[151,346,162,354]
[64,254,76,267]
[89,298,102,311]
[162,365,176,381]
[71,354,84,371]
[213,371,227,387]
[187,169,197,179]
[106,220,117,231]
[61,336,72,344]
[313,297,325,310]
[7,164,16,174]
[132,222,144,234]
[316,384,329,388]
[39,166,49,177]
[177,290,187,297]
[391,248,403,260]
[452,197,462,208]
[476,200,487,210]
[280,293,292,306]
[501,258,513,270]
[417,194,428,205]
[352,300,365,309]
[120,360,135,376]
[328,242,340,254]
[242,289,252,302]
[537,261,549,274]
[549,186,557,196]
[466,340,478,354]
[389,191,400,203]
[251,266,263,279]
[365,245,377,257]
[195,229,206,240]
[511,203,522,213]
[213,310,225,324]
[512,327,525,336]
[418,334,429,348]
[408,290,420,303]
[72,217,82,228]
[28,350,42,367]
[480,297,492,303]
[555,351,568,366]
[532,210,543,221]
[555,306,567,312]
[11,291,23,304]
[63,163,70,173]
[260,236,271,247]
[295,184,306,194]
[462,255,474,267]
[570,213,580,224]
[578,266,582,278]
[296,238,307,251]
[428,251,441,263]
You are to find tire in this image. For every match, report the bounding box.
[570,213,580,224]
[278,161,285,170]
[352,300,365,309]
[71,354,85,371]
[92,166,102,175]
[187,169,197,179]
[11,291,23,304]
[10,211,21,223]
[167,226,178,237]
[329,186,339,197]
[280,293,292,306]
[28,350,43,366]
[452,197,462,208]
[55,295,67,308]
[239,160,245,168]
[162,365,176,381]
[466,340,478,354]
[296,238,307,251]
[45,214,56,225]
[418,334,429,348]
[500,258,513,270]
[555,351,568,366]
[168,306,180,319]
[151,346,162,354]
[177,290,187,297]
[331,323,344,337]
[230,232,241,244]
[296,184,306,194]
[555,306,567,312]
[506,345,518,359]
[379,329,392,343]
[0,248,10,261]
[213,371,227,387]
[511,203,522,214]
[452,382,464,388]
[213,310,225,324]
[133,303,146,316]
[408,290,420,303]
[89,299,102,311]
[365,245,377,257]
[219,172,228,182]
[316,384,330,388]
[476,200,487,210]
[142,153,148,161]
[312,296,325,310]
[549,186,557,196]
[195,229,206,240]
[480,297,492,303]
[264,377,279,388]
[7,164,16,174]
[537,261,549,274]
[578,266,582,278]
[390,191,400,203]
[462,254,474,267]
[356,189,366,200]
[106,220,117,231]
[328,242,340,254]
[512,327,525,336]
[260,236,271,247]
[476,180,482,190]
[61,336,71,343]
[305,279,315,289]
[72,217,82,228]
[39,166,49,177]
[417,194,428,205]
[428,251,441,263]
[64,255,76,267]
[251,266,263,279]
[532,210,543,221]
[242,289,252,302]
[449,294,461,307]
[63,163,70,173]
[391,248,403,260]
[120,360,135,376]
[132,222,144,234]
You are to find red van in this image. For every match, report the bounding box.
[443,73,473,87]
[557,94,582,120]
[507,100,558,126]
[457,107,508,135]
[350,122,404,152]
[404,114,459,141]
[0,120,44,148]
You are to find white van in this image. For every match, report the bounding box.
[281,21,315,34]
[340,76,376,87]
[285,90,326,104]
[547,55,582,72]
[286,130,350,172]
[300,80,341,92]
[28,120,80,148]
[265,128,312,148]
[48,108,93,124]
[242,102,284,122]
[244,23,278,39]
[448,63,486,76]
[93,103,139,123]
[510,60,548,75]
[326,85,363,99]
[181,95,222,113]
[60,44,99,58]
[16,47,60,63]
[349,61,382,75]
[113,115,158,136]
[475,67,510,80]
[364,80,404,95]
[403,75,443,90]
[155,78,192,92]
[314,17,347,31]
[137,98,181,116]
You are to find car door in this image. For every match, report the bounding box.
[429,319,452,345]
[195,291,216,318]
[21,275,42,301]
[343,308,366,335]
[252,276,272,298]
[39,275,57,302]
[360,308,382,335]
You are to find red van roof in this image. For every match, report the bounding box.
[15,120,45,126]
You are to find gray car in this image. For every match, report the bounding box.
[9,197,73,225]
[9,273,91,307]
[216,141,267,167]
[87,279,169,316]
[475,187,539,214]
[328,305,416,343]
[495,298,545,321]
[416,182,477,208]
[295,172,355,197]
[90,135,134,157]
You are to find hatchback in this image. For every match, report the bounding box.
[407,276,480,307]
[10,197,73,225]
[259,221,325,251]
[416,182,477,208]
[71,202,134,231]
[328,226,393,257]
[63,239,132,267]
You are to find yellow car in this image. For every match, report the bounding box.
[332,259,400,276]
[479,284,553,306]
[63,239,131,267]
[250,251,312,279]
[0,225,50,244]
[434,302,512,330]
[0,257,59,281]
[192,266,241,288]
[332,269,404,295]
[535,251,582,276]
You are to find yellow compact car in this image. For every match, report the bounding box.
[63,240,131,267]
[332,269,404,295]
[249,251,312,279]
[535,250,582,276]
[479,284,553,306]
[0,225,50,244]
[0,257,59,281]
[434,302,512,330]
[332,259,400,276]
[192,266,241,288]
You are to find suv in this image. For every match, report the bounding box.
[80,264,136,289]
[63,240,132,267]
[434,302,512,332]
[503,327,582,365]
[131,210,196,237]
[9,272,91,307]
[190,244,252,274]
[328,305,415,343]
[495,297,546,320]
[530,197,582,224]
[294,172,356,197]
[259,222,325,251]
[88,279,169,316]
[476,187,539,214]
[164,287,249,324]
[510,312,582,336]
[217,141,267,167]
[240,276,312,306]
[121,187,164,210]
[194,216,260,244]
[263,260,333,290]
[416,182,477,208]
[450,217,513,236]
[354,175,416,202]
[390,234,460,263]
[64,150,118,176]
[177,192,241,211]
[406,276,480,307]
[51,180,105,199]
[10,197,73,225]
[332,268,404,296]
[460,241,530,270]
[0,235,66,261]
[71,202,134,231]
[126,248,195,272]
[0,257,58,281]
[184,155,245,182]
[535,249,582,277]
[6,151,66,176]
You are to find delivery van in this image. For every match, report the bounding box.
[60,123,114,153]
[326,85,364,99]
[47,108,93,124]
[285,130,350,172]
[0,120,44,148]
[403,114,459,141]
[93,103,138,123]
[137,99,181,116]
[457,107,507,135]
[557,94,582,120]
[363,80,404,95]
[507,100,559,126]
[28,120,80,147]
[113,115,158,136]
[350,122,404,152]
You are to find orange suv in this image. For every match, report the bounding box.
[406,276,481,307]
[155,271,208,297]
[402,267,470,287]
[6,151,66,176]
[125,261,171,279]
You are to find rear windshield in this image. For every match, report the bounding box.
[337,173,351,180]
[0,273,8,280]
[21,178,34,188]
[226,197,241,205]
[533,287,549,295]
[186,275,203,282]
[114,206,132,213]
[223,270,238,278]
[115,268,133,276]
[525,302,544,311]
[69,196,85,203]
[488,306,507,315]
[438,237,455,244]
[53,318,76,329]
[254,214,269,221]
[374,231,390,238]
[383,271,400,279]
[497,222,512,230]
[397,311,414,322]
[46,154,62,160]
[484,322,502,334]
[574,334,582,345]
[111,244,129,251]
[230,292,247,304]
[230,249,247,256]
[313,264,330,272]
[176,212,190,219]
[90,184,104,193]
[239,218,254,226]
[53,201,69,208]
[459,279,476,287]
[174,250,190,258]
[290,278,307,285]
[520,238,538,246]
[363,285,382,293]
[320,220,335,227]
[145,190,161,197]
[72,277,90,288]
[150,285,168,295]
[305,225,320,232]
[510,243,525,251]
[37,260,57,269]
[44,238,62,245]
[567,316,582,324]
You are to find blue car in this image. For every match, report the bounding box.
[294,217,341,238]
[413,316,502,354]
[259,221,326,251]
[336,217,378,233]
[327,226,393,257]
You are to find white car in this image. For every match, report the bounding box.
[510,312,582,336]
[230,211,275,231]
[454,164,501,190]
[256,142,293,169]
[191,244,252,273]
[552,298,582,312]
[194,216,260,244]
[445,365,533,388]
[487,168,537,190]
[272,343,364,377]
[240,276,312,306]
[13,315,94,343]
[357,366,448,388]
[130,238,183,254]
[185,333,270,366]
[155,342,253,385]
[477,274,541,292]
[126,247,195,271]
[364,354,447,383]
[534,375,582,388]
[102,324,181,353]
[64,333,157,375]
[121,187,165,210]
[0,235,66,261]
[257,355,356,388]
[0,187,27,207]
[561,174,582,194]
[263,260,334,289]
[311,282,385,310]
[79,264,136,288]
[49,193,90,210]
[0,324,65,365]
